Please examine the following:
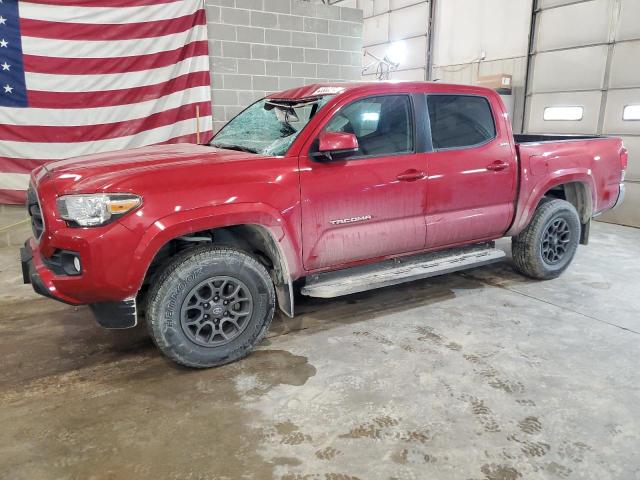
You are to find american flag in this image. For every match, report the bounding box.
[0,0,212,204]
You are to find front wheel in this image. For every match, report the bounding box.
[146,246,275,368]
[511,199,581,280]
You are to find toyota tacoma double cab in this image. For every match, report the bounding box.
[21,81,627,368]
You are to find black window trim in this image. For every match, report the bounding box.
[425,93,498,152]
[309,93,418,162]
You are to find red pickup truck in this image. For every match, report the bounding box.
[21,81,627,368]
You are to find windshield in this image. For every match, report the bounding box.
[210,96,332,156]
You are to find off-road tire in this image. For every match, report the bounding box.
[146,245,275,368]
[512,199,581,280]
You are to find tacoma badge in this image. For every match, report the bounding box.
[330,215,372,225]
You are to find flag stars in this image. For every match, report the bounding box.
[1,62,9,71]
[0,16,6,26]
[0,39,7,48]
[3,84,13,94]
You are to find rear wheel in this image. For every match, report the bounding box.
[511,199,581,280]
[146,246,275,368]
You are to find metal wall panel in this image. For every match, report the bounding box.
[373,0,389,15]
[619,136,640,181]
[609,41,640,89]
[530,45,608,93]
[363,12,389,46]
[527,91,603,134]
[433,0,531,65]
[535,0,611,51]
[389,2,429,40]
[357,0,373,17]
[616,0,640,41]
[539,0,584,8]
[598,182,640,226]
[602,88,640,135]
[391,0,425,9]
[389,68,425,80]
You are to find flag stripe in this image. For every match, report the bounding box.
[0,131,213,185]
[3,86,211,126]
[21,0,179,7]
[19,1,199,24]
[24,55,210,93]
[0,158,50,174]
[0,173,31,191]
[0,189,27,204]
[1,101,211,143]
[27,71,211,109]
[1,117,214,160]
[0,130,214,175]
[162,130,213,145]
[20,9,206,41]
[23,40,208,75]
[21,24,205,58]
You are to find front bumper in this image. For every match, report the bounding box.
[21,240,138,329]
[20,242,74,304]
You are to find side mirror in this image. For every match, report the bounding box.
[311,131,359,161]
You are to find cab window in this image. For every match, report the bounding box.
[427,95,496,150]
[324,95,414,157]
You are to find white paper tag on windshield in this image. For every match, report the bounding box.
[312,86,345,95]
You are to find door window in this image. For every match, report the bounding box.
[323,95,414,157]
[427,95,496,149]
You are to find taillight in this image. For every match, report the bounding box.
[620,147,628,171]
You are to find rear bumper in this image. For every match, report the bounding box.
[612,183,625,210]
[21,240,138,328]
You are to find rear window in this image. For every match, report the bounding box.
[427,95,496,149]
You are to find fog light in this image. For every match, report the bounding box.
[73,256,81,272]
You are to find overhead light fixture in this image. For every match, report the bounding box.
[543,106,584,121]
[623,104,640,121]
[385,41,407,66]
[362,41,407,81]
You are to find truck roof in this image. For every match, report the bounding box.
[268,81,497,102]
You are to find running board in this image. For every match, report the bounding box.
[301,243,505,298]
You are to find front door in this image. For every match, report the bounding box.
[424,94,517,248]
[299,94,428,271]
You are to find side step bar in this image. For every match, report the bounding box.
[301,243,505,298]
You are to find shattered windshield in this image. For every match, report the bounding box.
[211,96,332,156]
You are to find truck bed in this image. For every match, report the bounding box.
[514,134,605,144]
[508,134,624,237]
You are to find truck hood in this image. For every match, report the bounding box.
[42,144,259,193]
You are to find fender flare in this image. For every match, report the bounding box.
[506,170,596,237]
[125,203,302,315]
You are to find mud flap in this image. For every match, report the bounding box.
[580,219,590,245]
[89,299,138,329]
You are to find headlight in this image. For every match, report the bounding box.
[56,193,141,227]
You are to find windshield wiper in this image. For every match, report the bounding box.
[211,143,259,154]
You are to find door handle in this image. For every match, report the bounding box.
[486,160,509,171]
[396,169,426,182]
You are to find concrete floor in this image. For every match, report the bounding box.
[1,217,639,480]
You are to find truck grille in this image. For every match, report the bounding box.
[26,185,45,240]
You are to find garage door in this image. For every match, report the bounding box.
[524,0,640,227]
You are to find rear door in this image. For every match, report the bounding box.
[424,94,517,248]
[299,94,428,271]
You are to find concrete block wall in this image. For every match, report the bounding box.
[205,0,364,132]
